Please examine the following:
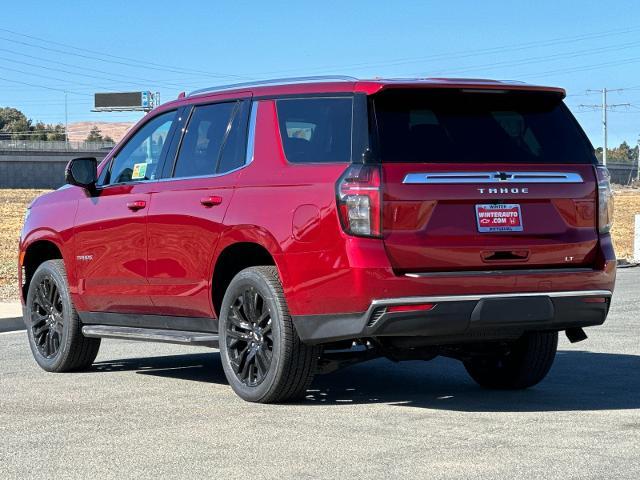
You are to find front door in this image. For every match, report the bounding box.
[74,110,177,313]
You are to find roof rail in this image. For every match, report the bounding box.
[188,75,359,97]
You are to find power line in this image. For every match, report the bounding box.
[419,39,640,77]
[0,48,188,89]
[0,74,86,94]
[0,29,249,80]
[0,64,121,91]
[253,25,640,76]
[528,56,640,78]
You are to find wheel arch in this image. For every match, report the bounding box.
[211,238,284,318]
[21,238,64,302]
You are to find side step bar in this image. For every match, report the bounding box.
[82,325,219,348]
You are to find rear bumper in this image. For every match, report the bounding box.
[292,290,612,345]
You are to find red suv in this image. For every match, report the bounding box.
[19,76,616,403]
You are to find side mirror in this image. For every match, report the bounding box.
[65,157,97,190]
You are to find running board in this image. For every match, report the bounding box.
[81,325,219,348]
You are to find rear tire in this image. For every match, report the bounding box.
[25,260,100,372]
[464,331,558,389]
[219,266,320,403]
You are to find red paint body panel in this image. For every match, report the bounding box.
[381,163,599,272]
[19,78,615,330]
[73,183,154,312]
[146,174,240,318]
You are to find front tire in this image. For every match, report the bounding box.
[219,266,319,403]
[464,331,558,389]
[25,260,100,372]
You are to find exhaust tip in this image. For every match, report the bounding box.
[565,327,588,344]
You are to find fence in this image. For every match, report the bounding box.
[607,162,639,186]
[0,140,115,152]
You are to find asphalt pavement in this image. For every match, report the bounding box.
[1,269,639,479]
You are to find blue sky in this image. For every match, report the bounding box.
[1,0,640,146]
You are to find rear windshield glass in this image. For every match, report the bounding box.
[372,90,596,164]
[276,97,352,163]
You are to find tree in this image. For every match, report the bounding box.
[595,141,639,164]
[0,107,31,140]
[85,126,104,142]
[0,107,68,141]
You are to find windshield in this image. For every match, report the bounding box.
[371,89,596,164]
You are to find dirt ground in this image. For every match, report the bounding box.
[1,188,639,302]
[0,189,50,302]
[611,189,640,260]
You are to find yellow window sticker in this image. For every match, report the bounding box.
[131,163,148,180]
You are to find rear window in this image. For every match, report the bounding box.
[276,97,352,163]
[372,90,596,164]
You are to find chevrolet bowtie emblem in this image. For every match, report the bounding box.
[494,172,512,181]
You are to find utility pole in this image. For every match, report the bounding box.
[581,88,629,166]
[637,137,640,183]
[602,89,607,165]
[64,91,69,144]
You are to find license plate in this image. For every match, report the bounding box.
[475,204,523,232]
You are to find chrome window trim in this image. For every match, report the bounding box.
[154,100,257,184]
[402,171,584,184]
[370,290,612,308]
[245,100,258,166]
[154,162,251,183]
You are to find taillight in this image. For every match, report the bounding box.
[336,164,382,237]
[596,166,614,234]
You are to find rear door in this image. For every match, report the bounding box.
[373,89,599,272]
[145,98,251,318]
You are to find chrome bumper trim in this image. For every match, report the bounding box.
[371,290,612,307]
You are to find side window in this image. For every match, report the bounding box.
[218,100,250,173]
[172,102,236,178]
[103,110,176,185]
[276,97,353,163]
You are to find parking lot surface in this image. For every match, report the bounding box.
[1,269,639,479]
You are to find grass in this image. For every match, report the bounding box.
[1,188,639,302]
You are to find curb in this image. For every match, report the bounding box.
[0,317,25,333]
[0,302,25,333]
[617,259,639,268]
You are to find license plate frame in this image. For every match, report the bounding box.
[475,203,524,233]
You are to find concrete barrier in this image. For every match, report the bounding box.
[0,150,109,189]
[635,214,640,264]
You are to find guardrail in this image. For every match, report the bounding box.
[0,140,115,152]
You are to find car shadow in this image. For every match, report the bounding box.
[91,349,640,412]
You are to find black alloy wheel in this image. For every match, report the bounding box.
[25,260,101,372]
[225,287,274,386]
[219,266,319,403]
[30,274,64,358]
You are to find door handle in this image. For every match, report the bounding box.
[126,200,147,211]
[200,196,223,207]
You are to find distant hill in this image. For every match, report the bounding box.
[67,122,135,142]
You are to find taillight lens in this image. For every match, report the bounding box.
[596,166,614,234]
[336,164,382,237]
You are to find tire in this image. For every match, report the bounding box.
[463,331,558,389]
[219,266,320,403]
[25,259,100,372]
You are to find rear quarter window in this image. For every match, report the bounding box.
[276,97,353,163]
